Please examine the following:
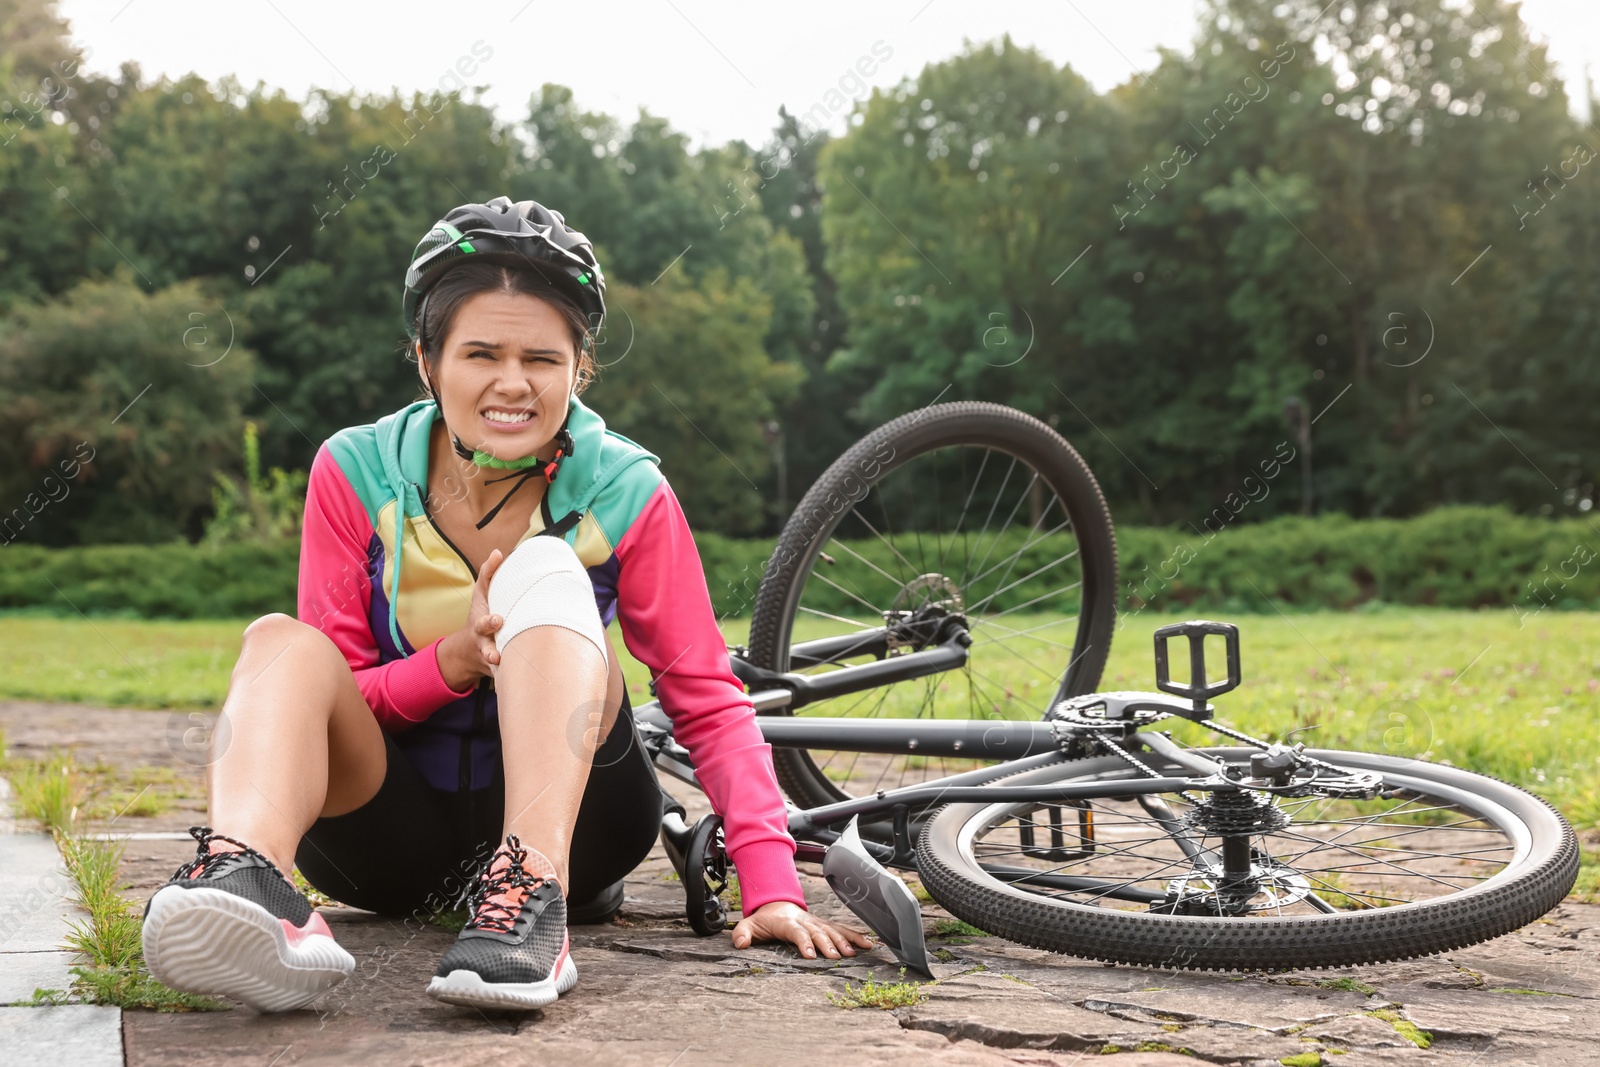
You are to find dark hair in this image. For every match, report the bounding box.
[409,259,597,396]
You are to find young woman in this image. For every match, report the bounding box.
[139,196,870,1012]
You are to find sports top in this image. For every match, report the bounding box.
[295,393,805,915]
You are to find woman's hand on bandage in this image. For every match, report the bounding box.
[438,548,507,691]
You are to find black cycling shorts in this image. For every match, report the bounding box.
[294,692,663,919]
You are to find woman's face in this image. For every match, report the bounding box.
[422,289,578,460]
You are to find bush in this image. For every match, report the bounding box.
[1116,506,1600,617]
[0,540,298,618]
[3,506,1598,621]
[203,422,307,545]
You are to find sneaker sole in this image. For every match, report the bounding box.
[426,952,578,1010]
[142,885,355,1012]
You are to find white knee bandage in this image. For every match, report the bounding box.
[487,536,608,667]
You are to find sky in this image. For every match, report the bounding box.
[55,0,1600,147]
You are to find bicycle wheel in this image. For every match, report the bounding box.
[915,749,1579,971]
[747,402,1118,811]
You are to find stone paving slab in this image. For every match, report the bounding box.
[0,1004,123,1065]
[0,950,80,1004]
[0,833,79,956]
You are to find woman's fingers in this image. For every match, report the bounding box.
[729,915,874,964]
[469,550,502,617]
[478,548,505,593]
[806,922,843,959]
[836,922,877,950]
[789,925,819,959]
[816,920,856,956]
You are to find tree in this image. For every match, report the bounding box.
[0,273,254,544]
[581,271,802,535]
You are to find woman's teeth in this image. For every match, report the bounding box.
[483,410,531,424]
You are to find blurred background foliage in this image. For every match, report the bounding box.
[1,0,1597,549]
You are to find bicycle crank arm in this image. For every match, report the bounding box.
[822,816,932,977]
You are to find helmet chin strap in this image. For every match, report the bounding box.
[462,422,575,530]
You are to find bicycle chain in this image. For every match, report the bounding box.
[1093,734,1202,806]
[1197,719,1349,775]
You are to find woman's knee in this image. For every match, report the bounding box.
[234,612,349,683]
[489,537,608,667]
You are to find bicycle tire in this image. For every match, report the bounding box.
[748,402,1119,810]
[915,750,1579,971]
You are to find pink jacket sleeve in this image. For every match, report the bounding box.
[298,444,474,730]
[613,480,807,914]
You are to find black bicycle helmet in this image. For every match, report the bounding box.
[402,195,606,343]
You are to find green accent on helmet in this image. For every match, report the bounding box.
[577,272,589,284]
[439,222,465,240]
[457,240,475,253]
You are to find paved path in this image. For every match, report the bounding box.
[2,701,1598,1066]
[0,769,126,1063]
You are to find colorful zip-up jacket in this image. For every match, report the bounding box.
[295,394,805,914]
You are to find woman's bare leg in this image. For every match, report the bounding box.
[493,625,619,890]
[206,613,388,873]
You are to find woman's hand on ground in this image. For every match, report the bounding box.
[730,901,876,960]
[438,548,506,690]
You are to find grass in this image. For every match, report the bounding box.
[56,833,222,1011]
[0,613,713,711]
[425,907,471,934]
[932,917,988,938]
[0,616,251,709]
[290,866,336,909]
[1572,849,1600,902]
[1365,1009,1432,1049]
[5,748,191,831]
[4,748,225,1011]
[826,968,931,1010]
[5,753,84,832]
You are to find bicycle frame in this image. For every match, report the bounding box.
[633,627,1234,865]
[638,618,1401,973]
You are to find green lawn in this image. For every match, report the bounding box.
[2,607,1597,827]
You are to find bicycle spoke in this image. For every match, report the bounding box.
[938,447,991,580]
[960,510,1072,593]
[796,605,878,631]
[810,571,891,618]
[1267,828,1483,892]
[967,545,1085,616]
[966,469,1037,589]
[827,535,910,593]
[982,580,1085,622]
[769,426,1110,808]
[958,455,1019,590]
